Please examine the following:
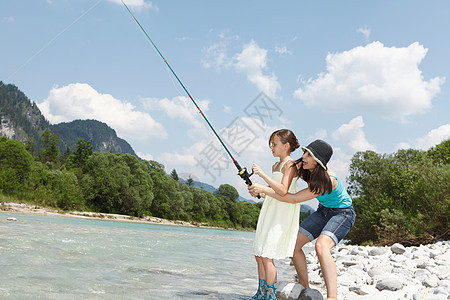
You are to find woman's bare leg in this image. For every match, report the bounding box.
[315,234,337,300]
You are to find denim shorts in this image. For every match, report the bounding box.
[299,204,356,245]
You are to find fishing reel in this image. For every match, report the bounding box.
[234,161,260,199]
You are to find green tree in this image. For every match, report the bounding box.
[71,139,93,169]
[428,138,450,166]
[81,153,154,217]
[186,176,194,186]
[347,141,450,245]
[215,184,239,202]
[40,130,59,163]
[0,136,33,194]
[170,169,179,181]
[214,184,241,226]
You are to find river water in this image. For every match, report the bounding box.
[0,212,311,299]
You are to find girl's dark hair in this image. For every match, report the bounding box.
[269,129,300,153]
[298,163,332,195]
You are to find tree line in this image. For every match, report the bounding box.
[0,132,261,229]
[346,139,449,246]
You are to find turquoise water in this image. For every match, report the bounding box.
[0,212,300,299]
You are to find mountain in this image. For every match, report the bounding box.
[0,82,51,151]
[52,119,137,156]
[178,173,256,203]
[0,82,138,157]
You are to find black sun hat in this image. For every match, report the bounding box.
[302,139,333,170]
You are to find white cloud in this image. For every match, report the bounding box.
[1,16,14,23]
[332,116,376,152]
[141,96,210,128]
[358,25,371,43]
[397,124,450,151]
[137,152,153,161]
[233,40,281,98]
[328,147,353,181]
[201,31,239,70]
[416,124,450,149]
[38,83,167,139]
[223,105,233,114]
[294,41,445,122]
[106,0,157,11]
[274,45,293,55]
[202,37,280,98]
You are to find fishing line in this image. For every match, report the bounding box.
[0,0,103,89]
[120,0,259,195]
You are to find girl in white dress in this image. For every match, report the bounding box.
[251,129,300,300]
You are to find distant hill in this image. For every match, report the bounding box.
[300,204,315,213]
[52,119,137,156]
[0,82,50,151]
[178,173,256,203]
[0,82,138,157]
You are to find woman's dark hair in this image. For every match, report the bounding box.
[298,163,332,195]
[269,129,300,153]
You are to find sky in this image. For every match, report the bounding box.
[1,0,449,208]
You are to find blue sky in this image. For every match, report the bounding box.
[2,0,449,206]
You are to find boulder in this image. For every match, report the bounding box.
[391,243,406,254]
[368,247,388,256]
[298,288,324,300]
[277,282,305,300]
[375,275,404,291]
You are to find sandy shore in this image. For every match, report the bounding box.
[0,202,215,229]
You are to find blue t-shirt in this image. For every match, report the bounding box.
[316,175,352,208]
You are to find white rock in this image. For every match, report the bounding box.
[277,281,306,300]
[414,268,432,279]
[433,286,450,296]
[375,275,404,291]
[349,284,378,295]
[391,243,406,254]
[6,217,17,221]
[429,249,442,258]
[434,252,450,266]
[368,264,392,277]
[309,271,322,285]
[422,274,440,288]
[369,247,389,256]
[392,267,414,277]
[390,254,407,263]
[437,279,450,289]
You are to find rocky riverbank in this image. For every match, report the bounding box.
[0,202,209,228]
[278,241,450,300]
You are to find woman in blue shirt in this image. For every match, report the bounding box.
[249,139,355,300]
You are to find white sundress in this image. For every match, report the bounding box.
[253,160,300,259]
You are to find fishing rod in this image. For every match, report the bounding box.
[120,0,259,197]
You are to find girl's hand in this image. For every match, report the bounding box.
[248,183,267,197]
[252,164,266,178]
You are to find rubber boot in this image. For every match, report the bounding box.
[266,282,277,300]
[251,278,266,300]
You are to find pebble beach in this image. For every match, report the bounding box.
[278,241,450,300]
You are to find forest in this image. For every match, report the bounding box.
[346,139,449,245]
[0,132,267,229]
[0,131,448,242]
